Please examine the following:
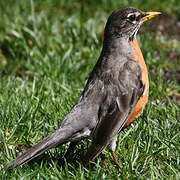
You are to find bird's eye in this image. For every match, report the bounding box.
[128,14,136,21]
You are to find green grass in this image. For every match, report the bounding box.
[0,0,180,179]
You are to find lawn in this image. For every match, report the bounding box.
[0,0,180,179]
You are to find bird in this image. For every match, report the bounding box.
[7,7,161,170]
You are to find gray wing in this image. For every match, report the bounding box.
[84,59,145,163]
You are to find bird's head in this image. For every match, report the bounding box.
[104,7,161,41]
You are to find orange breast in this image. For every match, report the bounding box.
[124,39,149,127]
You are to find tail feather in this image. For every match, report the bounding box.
[7,128,71,169]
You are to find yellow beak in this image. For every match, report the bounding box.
[142,11,161,22]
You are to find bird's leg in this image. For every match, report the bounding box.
[64,142,78,158]
[100,153,107,168]
[108,135,119,169]
[110,150,120,169]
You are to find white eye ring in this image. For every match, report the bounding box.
[127,13,136,18]
[127,12,141,24]
[131,20,137,24]
[127,13,136,24]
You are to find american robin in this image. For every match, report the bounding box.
[7,7,161,169]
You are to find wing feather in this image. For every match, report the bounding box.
[84,60,145,163]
